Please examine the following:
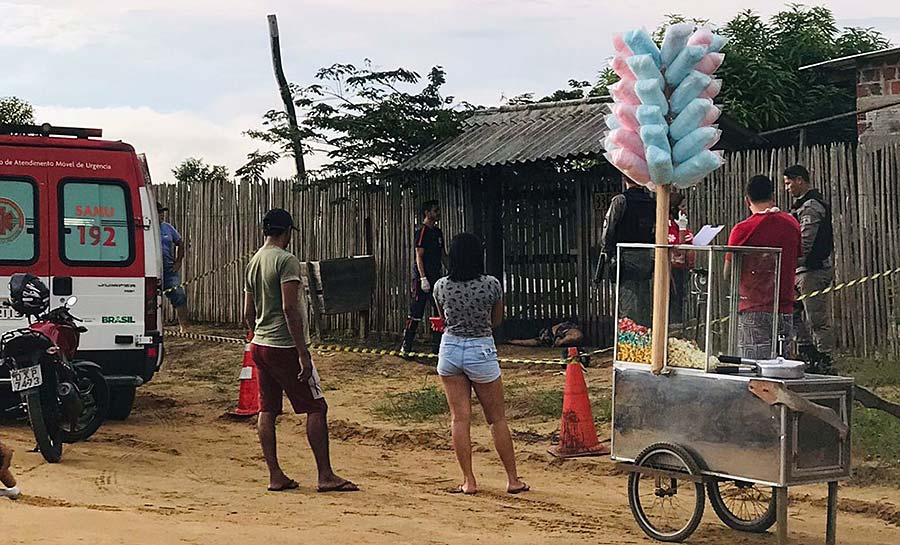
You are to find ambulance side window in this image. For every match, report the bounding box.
[0,179,38,264]
[60,181,134,265]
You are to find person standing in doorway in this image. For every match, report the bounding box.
[595,176,655,327]
[784,165,835,373]
[244,208,358,493]
[158,202,189,333]
[400,200,447,355]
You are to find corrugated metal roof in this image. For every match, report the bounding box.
[799,47,900,72]
[399,97,611,171]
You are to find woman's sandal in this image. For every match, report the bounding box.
[507,482,530,494]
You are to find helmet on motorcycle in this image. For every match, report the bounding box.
[8,273,50,316]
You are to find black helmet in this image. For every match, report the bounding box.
[9,273,49,316]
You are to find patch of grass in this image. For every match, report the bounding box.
[375,385,448,422]
[506,385,612,423]
[836,357,900,389]
[853,406,900,465]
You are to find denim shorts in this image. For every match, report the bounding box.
[437,334,501,383]
[163,271,188,308]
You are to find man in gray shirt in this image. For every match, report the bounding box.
[784,165,834,373]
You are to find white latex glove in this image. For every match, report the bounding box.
[676,211,689,231]
[420,277,431,292]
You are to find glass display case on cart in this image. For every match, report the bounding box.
[610,243,853,545]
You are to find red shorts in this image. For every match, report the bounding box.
[250,344,328,415]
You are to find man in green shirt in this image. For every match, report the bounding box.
[243,208,358,493]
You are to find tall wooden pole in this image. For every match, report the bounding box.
[650,184,671,374]
[267,14,306,181]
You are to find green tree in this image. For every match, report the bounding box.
[241,60,471,187]
[172,158,230,184]
[0,96,35,124]
[541,4,890,139]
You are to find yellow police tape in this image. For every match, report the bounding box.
[161,250,257,295]
[798,266,900,301]
[163,329,612,366]
[162,249,900,358]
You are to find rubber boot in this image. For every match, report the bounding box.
[400,320,417,356]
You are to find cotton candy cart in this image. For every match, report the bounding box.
[610,243,853,544]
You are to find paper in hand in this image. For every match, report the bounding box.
[692,225,724,246]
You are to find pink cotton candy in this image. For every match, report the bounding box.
[613,33,633,56]
[608,128,646,159]
[605,149,651,186]
[700,104,722,126]
[611,54,636,82]
[688,28,713,47]
[610,80,640,106]
[701,79,722,99]
[695,53,724,75]
[610,103,640,131]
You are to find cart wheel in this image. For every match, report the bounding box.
[707,479,776,533]
[627,442,705,542]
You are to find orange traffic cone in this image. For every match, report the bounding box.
[228,333,259,417]
[548,347,610,458]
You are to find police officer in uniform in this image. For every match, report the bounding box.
[784,164,834,373]
[400,200,447,355]
[595,176,655,327]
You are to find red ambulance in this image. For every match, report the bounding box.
[0,124,164,420]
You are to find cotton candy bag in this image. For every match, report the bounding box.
[670,98,716,141]
[670,71,712,114]
[672,150,725,188]
[665,45,708,87]
[660,23,695,67]
[634,79,669,115]
[672,127,721,164]
[605,149,652,185]
[636,105,666,127]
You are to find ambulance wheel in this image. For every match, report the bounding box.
[707,479,777,533]
[108,387,136,420]
[627,442,705,542]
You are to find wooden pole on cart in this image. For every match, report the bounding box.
[650,184,671,374]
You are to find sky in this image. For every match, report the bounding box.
[4,0,899,181]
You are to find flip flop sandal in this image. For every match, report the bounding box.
[317,480,360,493]
[448,485,477,495]
[507,482,530,494]
[267,479,300,492]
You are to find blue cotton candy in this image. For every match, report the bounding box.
[670,71,712,114]
[645,145,674,186]
[626,54,664,90]
[672,127,721,164]
[660,23,695,68]
[639,124,671,155]
[665,45,708,87]
[634,79,669,115]
[624,28,661,68]
[670,99,714,140]
[709,34,728,53]
[636,105,666,127]
[672,150,725,188]
[605,114,622,131]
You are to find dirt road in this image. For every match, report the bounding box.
[3,334,900,544]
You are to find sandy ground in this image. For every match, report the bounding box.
[2,332,900,545]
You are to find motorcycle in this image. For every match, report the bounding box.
[1,295,109,463]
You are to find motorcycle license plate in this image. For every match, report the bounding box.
[10,365,42,392]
